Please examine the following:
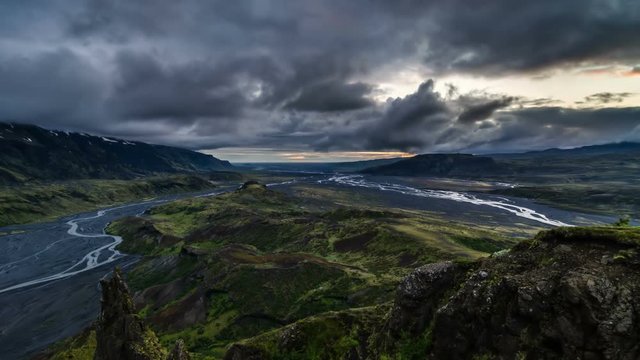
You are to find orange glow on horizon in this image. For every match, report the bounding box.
[281,151,415,162]
[202,148,416,163]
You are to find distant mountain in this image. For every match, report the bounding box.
[492,141,640,159]
[329,157,408,172]
[357,142,640,180]
[360,153,504,177]
[0,123,232,184]
[239,157,406,173]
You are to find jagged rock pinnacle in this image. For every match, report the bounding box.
[94,268,167,360]
[167,339,191,360]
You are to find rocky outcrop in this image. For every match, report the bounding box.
[94,268,167,360]
[429,228,640,359]
[384,261,468,339]
[167,340,190,360]
[94,269,193,360]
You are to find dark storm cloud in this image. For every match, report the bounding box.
[360,80,450,150]
[0,0,639,154]
[256,54,375,110]
[0,49,106,126]
[315,80,640,153]
[284,81,374,112]
[110,51,248,120]
[315,80,454,152]
[457,97,515,123]
[582,92,634,105]
[384,0,640,74]
[479,107,640,151]
[516,98,562,107]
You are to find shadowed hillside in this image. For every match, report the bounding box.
[361,154,505,177]
[0,123,232,185]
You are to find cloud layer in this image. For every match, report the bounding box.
[0,0,639,155]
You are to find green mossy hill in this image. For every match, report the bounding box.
[107,217,182,255]
[103,184,514,358]
[45,224,640,359]
[225,306,388,360]
[224,226,640,359]
[238,180,266,190]
[0,174,219,227]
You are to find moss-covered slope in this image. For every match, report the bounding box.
[100,182,514,358]
[228,226,640,360]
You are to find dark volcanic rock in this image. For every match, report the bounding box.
[384,261,468,342]
[224,344,268,360]
[94,268,166,360]
[166,339,190,360]
[429,229,640,360]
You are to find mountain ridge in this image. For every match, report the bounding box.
[359,153,505,177]
[0,122,232,184]
[490,141,640,159]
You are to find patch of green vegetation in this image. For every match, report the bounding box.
[613,248,637,262]
[534,226,640,247]
[236,306,388,360]
[141,184,305,239]
[107,217,184,256]
[614,216,632,227]
[130,328,168,360]
[126,255,198,291]
[159,292,239,357]
[0,174,219,227]
[450,235,507,254]
[45,328,96,360]
[394,329,433,360]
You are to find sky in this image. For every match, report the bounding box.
[0,0,639,162]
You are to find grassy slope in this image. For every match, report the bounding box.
[229,225,640,360]
[99,183,518,359]
[45,224,640,360]
[32,329,97,360]
[0,174,222,227]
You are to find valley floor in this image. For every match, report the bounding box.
[0,174,623,359]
